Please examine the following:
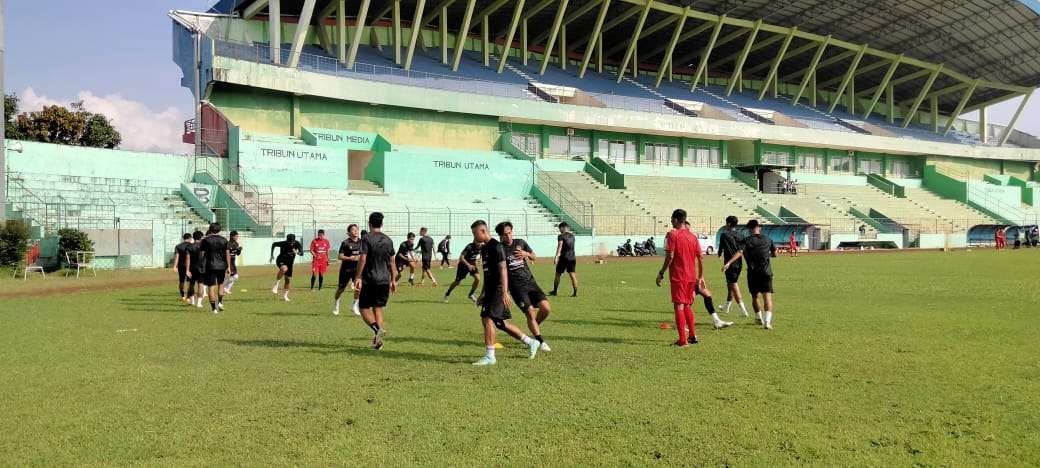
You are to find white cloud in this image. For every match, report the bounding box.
[16,87,193,154]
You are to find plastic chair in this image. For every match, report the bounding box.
[65,251,97,278]
[13,243,45,281]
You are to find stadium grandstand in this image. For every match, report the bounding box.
[5,0,1040,268]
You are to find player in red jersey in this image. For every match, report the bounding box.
[788,232,798,257]
[655,209,703,347]
[310,229,332,291]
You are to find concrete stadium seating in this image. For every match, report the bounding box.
[543,171,657,235]
[622,176,762,233]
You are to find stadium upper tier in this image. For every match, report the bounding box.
[214,40,1004,147]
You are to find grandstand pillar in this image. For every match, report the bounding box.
[846,77,855,114]
[886,84,895,124]
[450,0,476,71]
[979,106,988,143]
[404,0,427,70]
[678,138,686,167]
[482,17,490,66]
[269,0,281,65]
[0,0,5,224]
[578,0,610,78]
[497,0,525,73]
[902,65,942,128]
[441,7,449,64]
[393,0,401,64]
[337,0,346,62]
[596,35,603,73]
[810,72,817,107]
[690,17,724,90]
[559,26,566,70]
[930,96,939,133]
[999,90,1033,146]
[636,135,644,164]
[287,0,317,68]
[538,0,569,75]
[521,20,528,65]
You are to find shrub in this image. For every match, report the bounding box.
[57,228,94,266]
[0,220,31,266]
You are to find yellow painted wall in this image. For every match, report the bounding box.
[928,156,1001,180]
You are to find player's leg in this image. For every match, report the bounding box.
[532,298,552,351]
[281,264,293,301]
[699,285,732,330]
[310,267,317,290]
[178,269,187,301]
[272,264,285,293]
[551,271,562,296]
[317,263,326,290]
[685,300,697,343]
[473,317,500,366]
[673,303,690,346]
[186,275,196,306]
[333,267,349,315]
[567,262,578,296]
[762,292,774,330]
[467,274,481,302]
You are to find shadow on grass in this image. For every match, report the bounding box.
[249,311,324,317]
[553,318,655,328]
[221,338,463,363]
[549,334,658,345]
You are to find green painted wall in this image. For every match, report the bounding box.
[8,141,196,183]
[728,140,755,166]
[1002,161,1033,180]
[237,136,346,188]
[381,150,534,197]
[928,155,1002,180]
[210,83,293,136]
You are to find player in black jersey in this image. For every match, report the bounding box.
[396,233,417,286]
[497,221,552,352]
[333,224,363,316]
[414,227,438,286]
[551,222,578,297]
[184,230,205,308]
[471,220,541,366]
[443,240,482,303]
[355,213,397,350]
[270,233,303,302]
[437,235,452,268]
[198,223,230,313]
[718,216,750,318]
[172,233,193,303]
[221,231,242,295]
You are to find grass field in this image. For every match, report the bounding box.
[2,249,1039,466]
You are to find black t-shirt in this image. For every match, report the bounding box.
[503,238,536,287]
[438,239,450,254]
[174,242,191,269]
[742,234,776,276]
[200,234,229,272]
[361,232,395,285]
[228,240,241,265]
[558,232,576,261]
[459,242,481,266]
[188,243,205,273]
[397,240,414,261]
[273,240,302,260]
[416,236,434,258]
[719,229,744,264]
[339,238,362,270]
[480,238,508,297]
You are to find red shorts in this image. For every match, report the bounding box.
[670,280,696,305]
[312,260,329,274]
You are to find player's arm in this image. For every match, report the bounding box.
[354,252,367,289]
[696,251,704,287]
[185,253,192,277]
[269,242,277,262]
[388,253,399,293]
[656,250,672,287]
[554,239,563,264]
[225,247,232,269]
[722,250,743,271]
[172,248,180,270]
[769,240,777,257]
[498,259,512,307]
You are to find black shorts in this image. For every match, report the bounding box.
[556,258,576,274]
[455,265,477,282]
[203,269,227,287]
[725,264,743,284]
[747,272,774,295]
[229,261,238,276]
[338,264,357,288]
[359,283,391,309]
[396,259,410,272]
[277,257,295,277]
[421,256,432,271]
[177,267,188,282]
[510,283,547,312]
[190,269,205,283]
[480,293,511,321]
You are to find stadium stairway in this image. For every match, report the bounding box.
[902,187,999,229]
[543,171,657,235]
[621,176,761,234]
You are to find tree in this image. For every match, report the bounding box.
[4,94,24,140]
[81,113,121,149]
[7,97,122,149]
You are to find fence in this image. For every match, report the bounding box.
[532,167,594,231]
[270,207,565,239]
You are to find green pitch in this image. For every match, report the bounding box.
[2,250,1038,465]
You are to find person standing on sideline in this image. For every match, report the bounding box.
[551,222,578,297]
[309,230,332,291]
[995,228,1005,250]
[354,212,397,350]
[722,219,777,330]
[656,209,703,347]
[270,233,303,302]
[438,235,452,268]
[198,223,231,314]
[443,239,482,303]
[173,233,193,303]
[718,216,750,318]
[788,232,798,257]
[333,224,363,316]
[222,231,242,295]
[471,220,541,366]
[414,227,438,286]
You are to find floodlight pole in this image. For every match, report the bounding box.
[1,0,8,224]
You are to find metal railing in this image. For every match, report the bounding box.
[268,206,565,239]
[194,155,274,232]
[532,167,593,230]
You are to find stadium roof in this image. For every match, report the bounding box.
[211,0,1040,115]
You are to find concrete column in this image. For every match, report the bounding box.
[979,106,988,143]
[269,0,281,64]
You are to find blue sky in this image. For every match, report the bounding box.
[4,0,1038,152]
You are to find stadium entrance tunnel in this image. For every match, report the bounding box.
[716,224,821,251]
[969,224,1038,246]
